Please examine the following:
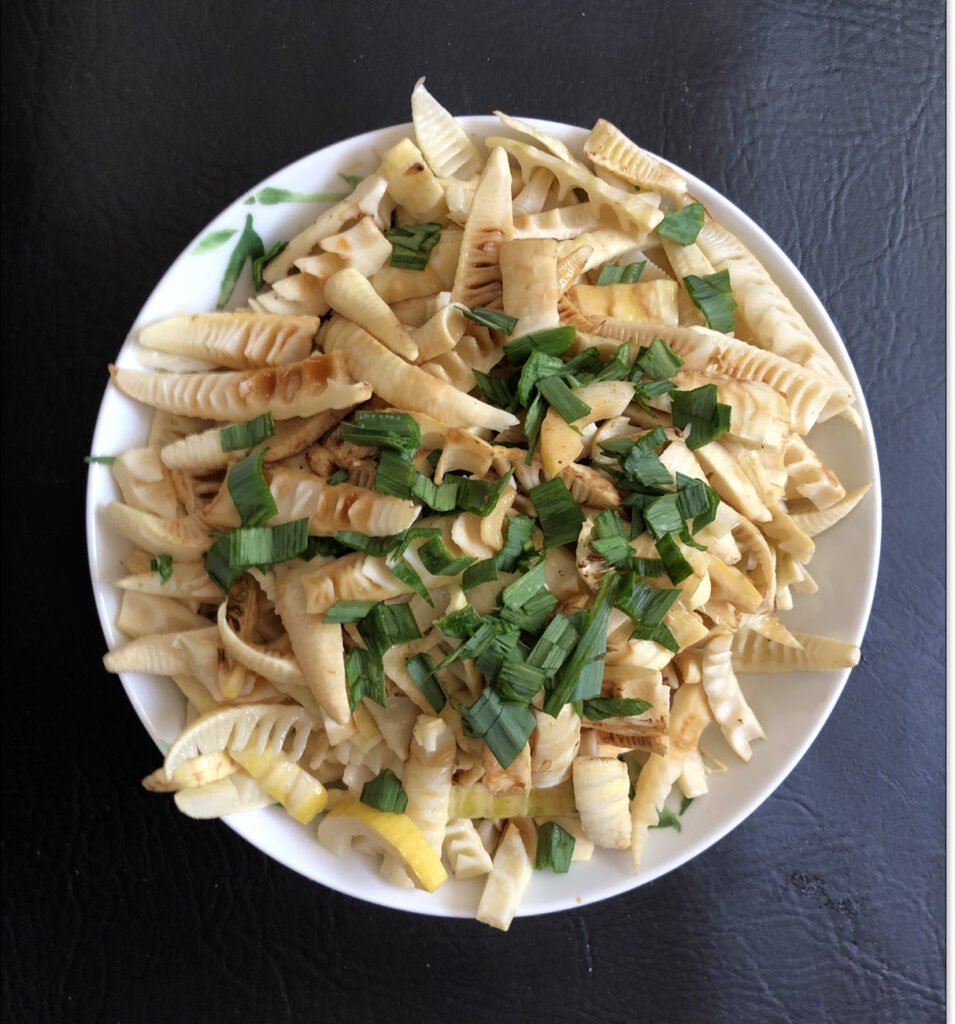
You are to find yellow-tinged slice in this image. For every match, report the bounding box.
[448,780,576,819]
[230,748,327,824]
[318,797,448,892]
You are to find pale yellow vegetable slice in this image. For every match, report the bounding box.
[447,780,576,819]
[450,146,514,310]
[322,317,517,432]
[411,78,482,181]
[499,238,560,337]
[111,447,180,519]
[412,303,467,362]
[476,820,535,931]
[558,460,621,508]
[701,630,764,762]
[494,110,589,170]
[572,281,679,324]
[732,629,860,673]
[317,797,448,892]
[584,118,687,199]
[174,774,274,819]
[143,751,238,793]
[109,353,372,421]
[572,757,632,849]
[323,267,419,360]
[443,818,494,879]
[299,552,413,615]
[530,705,581,789]
[377,137,446,221]
[230,747,327,823]
[216,600,304,686]
[783,435,847,510]
[512,203,602,241]
[103,503,212,560]
[539,380,634,476]
[402,716,456,856]
[138,313,318,369]
[116,562,222,602]
[788,484,871,537]
[117,592,211,638]
[102,626,218,677]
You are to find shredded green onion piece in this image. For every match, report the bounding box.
[670,384,732,450]
[615,574,682,626]
[650,806,683,832]
[656,203,704,246]
[358,603,420,661]
[405,653,446,712]
[503,326,576,365]
[537,376,592,423]
[418,535,476,577]
[326,469,348,486]
[374,449,416,499]
[475,631,523,678]
[496,659,548,704]
[84,455,117,465]
[334,531,402,556]
[472,369,517,410]
[384,222,441,270]
[302,536,346,560]
[323,601,377,624]
[644,493,685,539]
[411,472,459,512]
[582,697,653,720]
[543,573,620,715]
[462,558,499,592]
[591,343,632,383]
[339,172,364,190]
[595,261,646,285]
[523,394,547,459]
[500,559,548,609]
[460,689,536,768]
[680,795,694,815]
[563,347,604,376]
[228,449,277,527]
[360,769,408,813]
[434,605,485,639]
[229,518,310,569]
[456,469,514,518]
[341,411,421,457]
[634,337,685,380]
[534,821,576,873]
[527,615,579,674]
[460,306,519,335]
[684,269,737,333]
[149,554,173,585]
[496,515,538,572]
[500,590,558,634]
[515,351,567,407]
[632,620,680,652]
[252,240,287,291]
[654,533,695,584]
[217,213,265,310]
[345,648,383,710]
[219,413,276,453]
[203,534,241,592]
[530,478,583,549]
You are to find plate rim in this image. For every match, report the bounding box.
[86,114,883,920]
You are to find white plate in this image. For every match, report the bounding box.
[86,116,881,919]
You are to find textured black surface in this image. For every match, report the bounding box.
[1,1,944,1021]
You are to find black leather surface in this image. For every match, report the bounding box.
[1,2,944,1021]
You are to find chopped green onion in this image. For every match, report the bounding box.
[523,394,547,458]
[516,351,568,407]
[345,647,384,710]
[670,384,732,450]
[615,574,681,626]
[563,347,604,376]
[229,518,309,569]
[334,531,402,556]
[596,261,646,285]
[374,449,416,499]
[384,222,441,270]
[252,240,287,291]
[650,806,682,832]
[676,472,720,533]
[474,631,522,677]
[594,509,628,539]
[527,615,579,674]
[326,469,348,486]
[537,375,592,423]
[500,590,558,634]
[656,202,704,246]
[496,659,548,703]
[503,326,576,365]
[622,446,673,491]
[203,533,241,592]
[388,555,433,606]
[500,559,548,608]
[149,553,173,585]
[496,514,538,572]
[684,270,737,333]
[581,697,653,720]
[534,821,575,873]
[655,533,694,584]
[543,573,620,715]
[680,795,694,815]
[418,535,476,577]
[460,688,536,768]
[462,558,499,592]
[456,469,514,517]
[405,653,446,712]
[460,306,519,335]
[357,602,421,656]
[633,378,676,413]
[592,343,632,383]
[591,536,634,567]
[530,478,584,549]
[434,605,485,639]
[323,600,376,624]
[302,536,346,560]
[360,769,408,813]
[341,411,421,457]
[455,618,515,666]
[644,493,684,539]
[472,369,517,409]
[411,472,458,512]
[634,337,685,380]
[632,621,680,652]
[339,172,364,190]
[228,449,277,527]
[84,454,116,465]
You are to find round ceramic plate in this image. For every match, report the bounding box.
[87,116,881,919]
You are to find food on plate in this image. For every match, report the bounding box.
[96,80,868,930]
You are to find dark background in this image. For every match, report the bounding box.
[1,1,944,1021]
